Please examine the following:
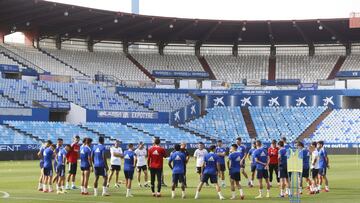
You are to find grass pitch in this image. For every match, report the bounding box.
[0,155,359,203]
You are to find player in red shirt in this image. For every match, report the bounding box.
[66,135,80,190]
[148,137,167,197]
[268,139,280,186]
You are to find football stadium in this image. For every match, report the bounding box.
[0,0,360,202]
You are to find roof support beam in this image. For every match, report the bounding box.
[267,21,275,46]
[197,21,221,46]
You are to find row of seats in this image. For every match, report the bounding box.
[4,121,104,144]
[0,125,39,144]
[37,81,149,111]
[43,48,149,81]
[183,106,251,143]
[0,95,21,108]
[249,106,326,142]
[1,43,81,76]
[341,54,360,71]
[0,78,63,107]
[205,55,269,82]
[276,55,339,83]
[307,109,360,143]
[131,53,203,72]
[129,123,208,143]
[118,91,195,112]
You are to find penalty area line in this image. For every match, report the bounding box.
[0,191,10,198]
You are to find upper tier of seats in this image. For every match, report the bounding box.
[129,123,208,143]
[341,54,360,71]
[205,55,269,82]
[0,125,39,144]
[307,109,360,143]
[4,121,104,144]
[183,106,250,143]
[276,55,338,83]
[131,53,203,72]
[250,106,326,142]
[38,81,149,111]
[1,44,82,76]
[118,91,195,112]
[0,53,21,67]
[43,48,149,81]
[0,78,63,107]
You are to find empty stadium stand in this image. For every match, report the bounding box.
[276,55,339,83]
[37,81,149,111]
[131,53,204,73]
[204,55,269,82]
[42,48,150,81]
[182,107,251,143]
[249,106,327,142]
[341,54,360,71]
[4,121,104,144]
[307,109,360,143]
[0,125,39,144]
[118,91,196,112]
[0,78,63,108]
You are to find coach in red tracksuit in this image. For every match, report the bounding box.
[148,137,166,197]
[66,135,80,189]
[268,139,280,185]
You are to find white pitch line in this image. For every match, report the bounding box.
[0,191,10,198]
[8,196,111,203]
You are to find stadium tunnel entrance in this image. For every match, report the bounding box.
[49,111,68,122]
[342,96,360,108]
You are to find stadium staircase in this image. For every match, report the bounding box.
[0,44,45,72]
[198,56,216,80]
[126,124,167,142]
[241,108,257,140]
[175,125,216,143]
[268,56,276,80]
[2,123,43,142]
[37,47,89,77]
[0,93,26,108]
[327,55,346,80]
[116,92,156,112]
[35,82,70,103]
[125,54,155,81]
[78,124,112,140]
[297,108,333,141]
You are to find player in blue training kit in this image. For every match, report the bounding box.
[317,141,330,192]
[227,144,245,200]
[92,136,109,196]
[56,144,71,194]
[278,140,290,197]
[123,143,136,197]
[253,140,270,199]
[195,145,225,200]
[43,144,56,193]
[37,140,51,191]
[236,137,252,187]
[53,138,64,186]
[297,141,311,194]
[215,140,227,187]
[80,138,92,195]
[168,144,186,199]
[247,141,257,187]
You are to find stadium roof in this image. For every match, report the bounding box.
[1,0,360,46]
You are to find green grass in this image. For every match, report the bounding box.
[0,155,359,203]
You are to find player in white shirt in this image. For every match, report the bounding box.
[193,142,208,185]
[134,141,149,187]
[310,142,320,194]
[107,140,123,188]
